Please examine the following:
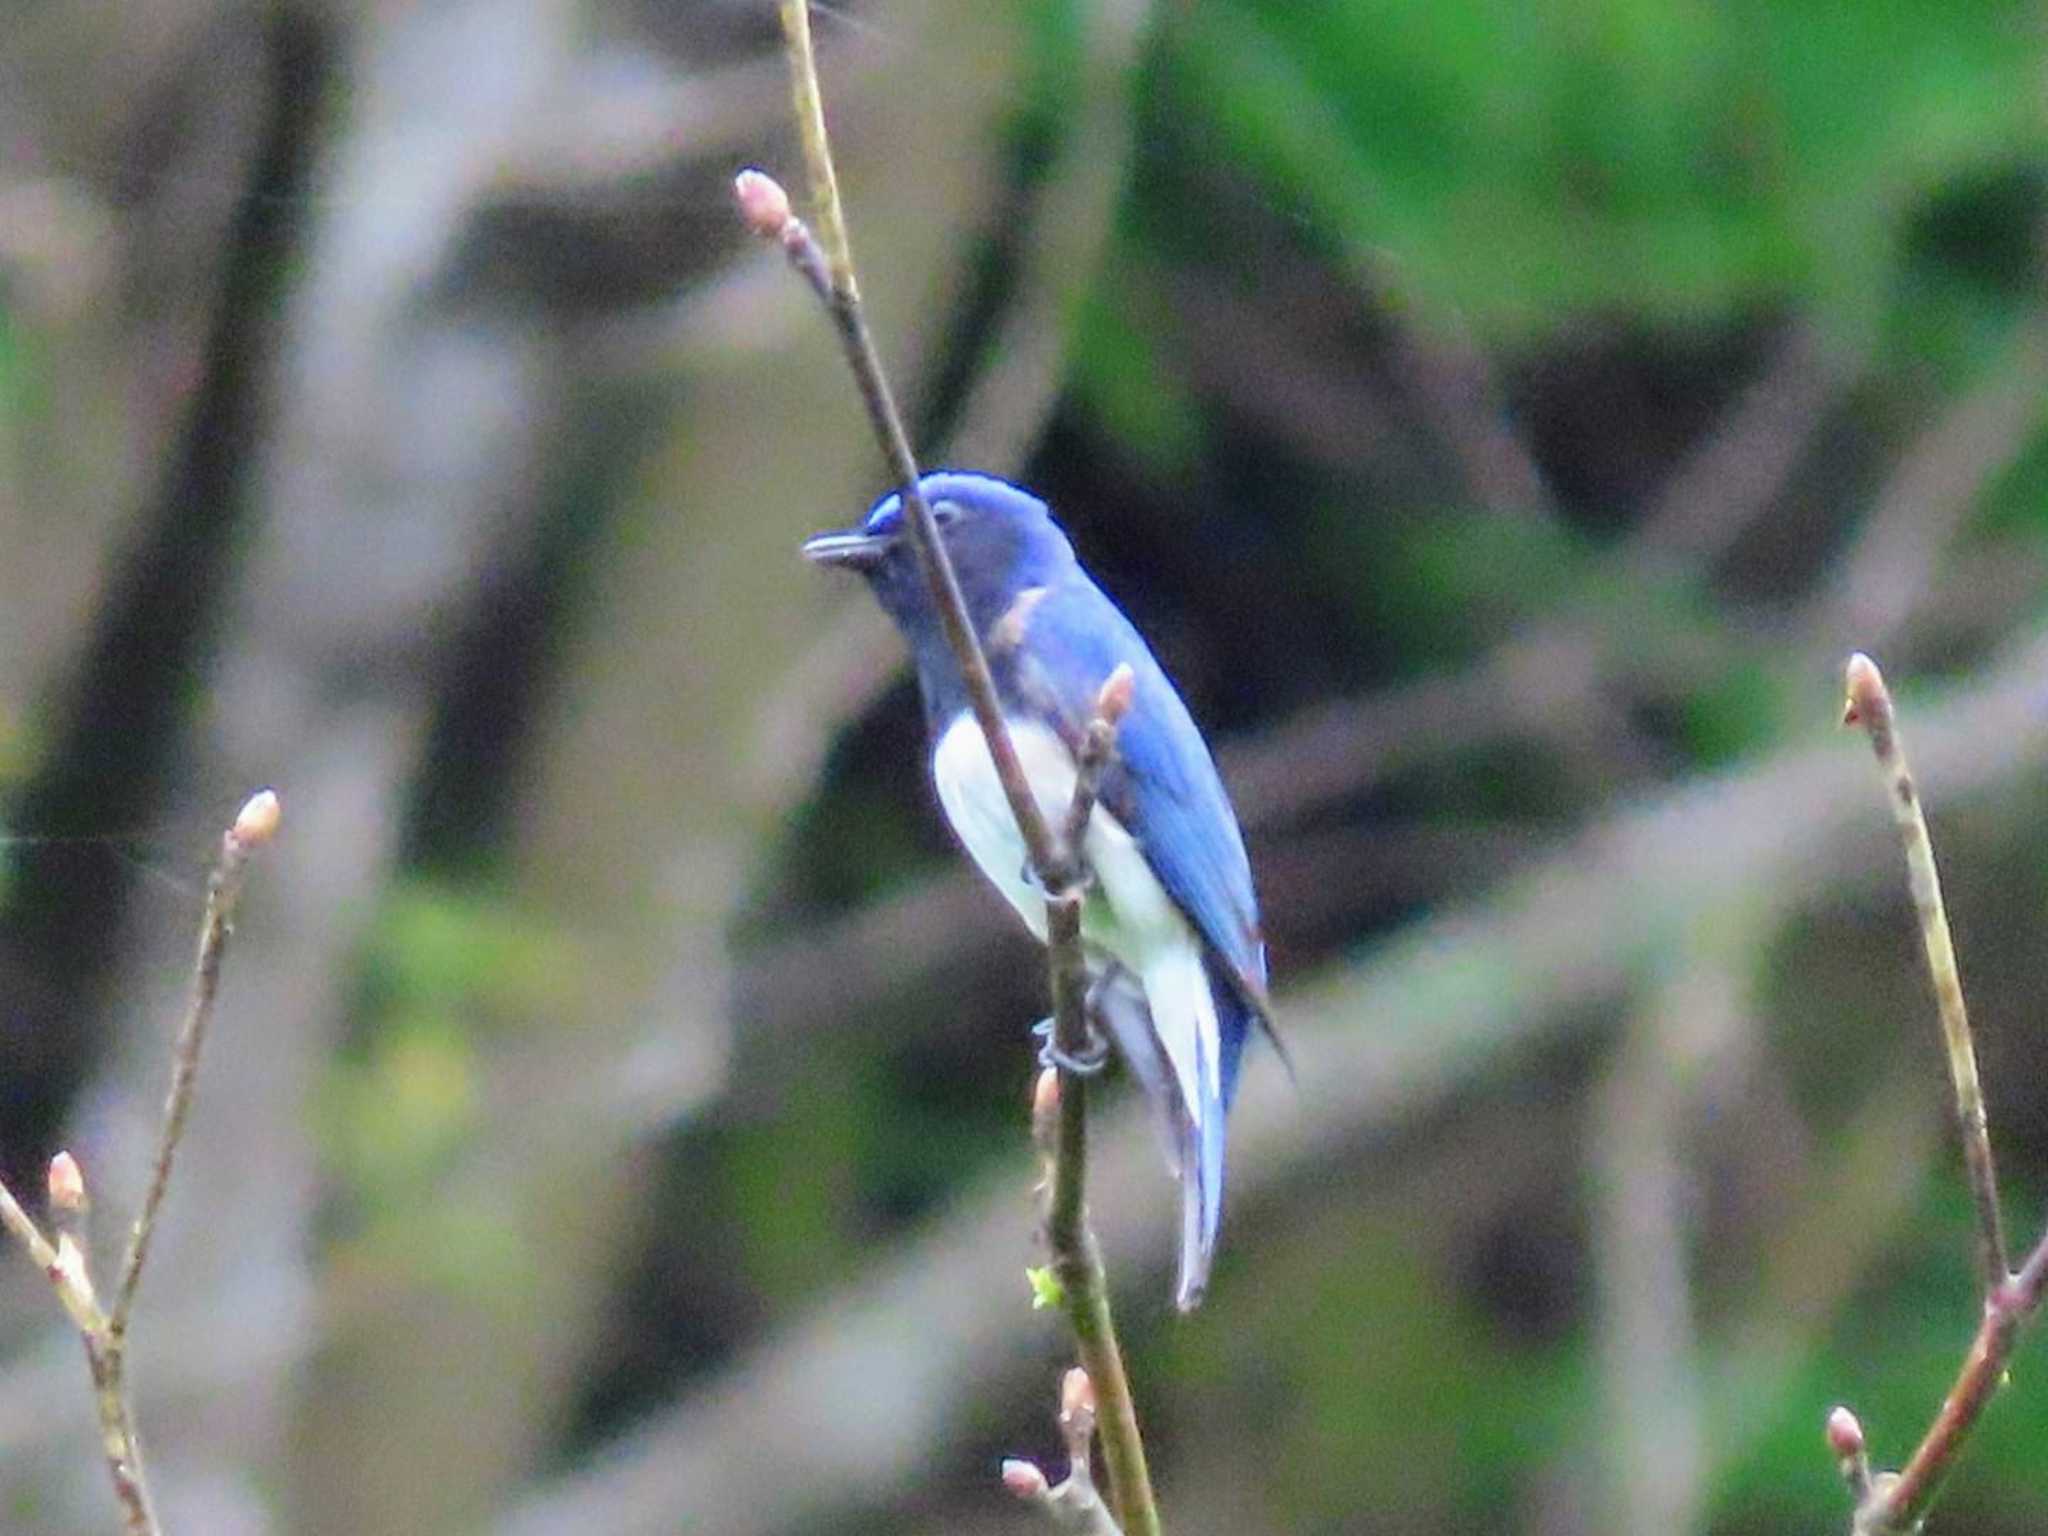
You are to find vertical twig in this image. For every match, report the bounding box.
[1039,671,1156,1536]
[741,14,1163,1533]
[1841,653,2007,1291]
[1832,656,2048,1534]
[0,790,279,1536]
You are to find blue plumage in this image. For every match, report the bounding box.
[804,471,1272,1309]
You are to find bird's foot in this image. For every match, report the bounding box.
[1031,1015,1110,1076]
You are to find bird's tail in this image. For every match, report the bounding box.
[1173,961,1253,1311]
[1091,952,1251,1311]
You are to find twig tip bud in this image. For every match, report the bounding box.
[1061,1366,1097,1422]
[1842,652,1886,728]
[232,789,281,848]
[1000,1458,1050,1500]
[1826,1404,1865,1460]
[734,168,793,239]
[47,1151,86,1213]
[1095,664,1136,725]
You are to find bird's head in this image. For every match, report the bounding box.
[803,472,1076,639]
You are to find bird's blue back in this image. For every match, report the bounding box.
[997,570,1266,1099]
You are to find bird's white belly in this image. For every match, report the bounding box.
[930,712,1187,964]
[933,709,1223,1197]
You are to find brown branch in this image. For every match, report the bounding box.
[1038,671,1156,1536]
[1062,665,1135,858]
[745,11,1161,1534]
[747,2,1065,891]
[112,788,280,1335]
[0,789,278,1536]
[1841,655,2006,1290]
[1832,657,2048,1533]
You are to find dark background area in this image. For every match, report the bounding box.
[3,1,2048,1532]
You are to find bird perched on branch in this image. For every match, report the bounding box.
[804,471,1276,1309]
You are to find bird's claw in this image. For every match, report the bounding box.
[1032,1015,1111,1075]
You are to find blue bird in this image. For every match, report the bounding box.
[804,471,1275,1309]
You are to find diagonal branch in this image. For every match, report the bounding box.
[742,11,1161,1534]
[0,789,278,1536]
[1832,655,2048,1534]
[1841,654,2006,1291]
[112,790,281,1337]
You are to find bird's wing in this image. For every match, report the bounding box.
[1008,575,1269,1004]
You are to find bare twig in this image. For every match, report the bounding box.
[1039,672,1156,1536]
[0,789,279,1536]
[750,0,1066,893]
[1062,665,1135,858]
[1872,1247,2048,1530]
[1832,656,2048,1533]
[1001,1367,1127,1535]
[1841,655,2006,1290]
[744,10,1162,1533]
[113,787,281,1336]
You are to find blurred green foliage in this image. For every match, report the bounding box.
[315,882,577,1305]
[1169,0,2039,338]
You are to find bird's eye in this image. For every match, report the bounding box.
[932,501,960,527]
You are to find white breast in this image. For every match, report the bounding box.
[929,712,1180,946]
[930,711,1216,1127]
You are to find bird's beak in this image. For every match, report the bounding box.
[801,526,891,571]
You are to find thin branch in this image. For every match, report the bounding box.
[112,788,280,1337]
[1841,655,2007,1290]
[1873,1247,2048,1531]
[1001,1367,1127,1535]
[744,11,1161,1533]
[1832,657,2048,1533]
[0,789,279,1536]
[1040,672,1156,1536]
[0,1174,98,1335]
[747,7,1066,891]
[1062,665,1135,857]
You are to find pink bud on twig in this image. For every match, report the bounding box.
[1095,664,1135,726]
[232,789,282,848]
[1061,1366,1097,1427]
[734,168,793,240]
[1842,652,1885,729]
[1826,1405,1865,1461]
[1000,1458,1050,1500]
[47,1151,86,1213]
